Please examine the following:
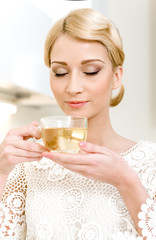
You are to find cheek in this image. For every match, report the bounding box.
[91,76,112,97]
[90,77,113,108]
[50,78,64,102]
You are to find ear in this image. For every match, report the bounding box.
[112,66,123,89]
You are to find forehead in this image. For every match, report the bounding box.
[50,34,109,61]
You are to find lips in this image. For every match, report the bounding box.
[65,101,88,108]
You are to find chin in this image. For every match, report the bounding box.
[62,109,87,118]
[59,103,94,118]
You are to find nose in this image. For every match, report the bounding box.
[66,71,84,95]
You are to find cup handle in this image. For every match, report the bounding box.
[27,126,42,143]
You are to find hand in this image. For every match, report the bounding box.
[42,141,134,188]
[0,121,47,175]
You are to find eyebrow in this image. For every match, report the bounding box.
[81,59,105,64]
[50,59,105,65]
[50,61,67,65]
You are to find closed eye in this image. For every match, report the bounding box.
[84,70,100,75]
[54,73,68,77]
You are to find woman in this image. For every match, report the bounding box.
[0,8,155,240]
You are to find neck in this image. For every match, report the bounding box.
[87,111,118,147]
[86,110,136,154]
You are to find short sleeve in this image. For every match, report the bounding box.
[0,163,27,240]
[138,197,156,239]
[137,141,156,239]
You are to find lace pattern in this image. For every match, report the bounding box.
[0,163,27,239]
[138,198,156,239]
[0,141,156,239]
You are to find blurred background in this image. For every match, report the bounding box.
[0,0,155,143]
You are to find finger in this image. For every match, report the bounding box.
[7,121,41,139]
[5,137,47,152]
[48,160,95,180]
[18,140,47,152]
[5,145,44,158]
[79,142,111,155]
[42,151,92,165]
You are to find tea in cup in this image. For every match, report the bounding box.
[40,116,87,153]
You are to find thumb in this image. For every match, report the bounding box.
[30,121,39,127]
[23,121,41,140]
[29,121,41,139]
[79,141,110,155]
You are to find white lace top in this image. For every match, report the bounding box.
[0,141,156,240]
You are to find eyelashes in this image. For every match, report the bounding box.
[55,73,67,77]
[54,70,101,77]
[84,70,100,75]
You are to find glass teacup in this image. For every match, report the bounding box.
[40,116,87,153]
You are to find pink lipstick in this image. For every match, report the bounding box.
[66,101,88,108]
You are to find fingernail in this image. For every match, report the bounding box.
[79,142,87,148]
[42,152,52,158]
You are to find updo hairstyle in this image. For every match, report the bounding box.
[44,8,125,107]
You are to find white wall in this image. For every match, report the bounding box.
[93,0,156,142]
[0,0,156,143]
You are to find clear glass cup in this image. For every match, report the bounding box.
[40,116,87,153]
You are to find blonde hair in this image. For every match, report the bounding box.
[44,8,125,107]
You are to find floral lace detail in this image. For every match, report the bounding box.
[35,221,54,240]
[31,156,54,170]
[78,222,103,240]
[0,163,27,239]
[0,202,26,240]
[120,141,144,157]
[24,154,139,239]
[111,231,138,240]
[0,141,156,239]
[138,198,156,239]
[108,191,128,216]
[7,192,25,214]
[121,141,156,169]
[48,164,69,182]
[58,188,85,211]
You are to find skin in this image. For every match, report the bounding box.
[0,121,46,199]
[42,34,148,238]
[49,34,136,151]
[0,34,148,238]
